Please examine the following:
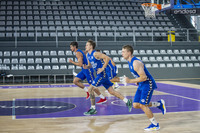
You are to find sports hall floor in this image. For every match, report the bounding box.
[0,79,200,133]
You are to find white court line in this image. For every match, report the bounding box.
[157,90,200,102]
[111,100,177,107]
[12,98,16,120]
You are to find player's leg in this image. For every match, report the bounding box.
[85,69,106,103]
[136,87,160,131]
[104,80,132,112]
[84,75,103,115]
[84,84,97,115]
[110,76,120,89]
[93,87,107,104]
[74,71,89,99]
[108,69,120,89]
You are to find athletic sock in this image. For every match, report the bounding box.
[91,105,96,109]
[149,117,158,126]
[99,94,105,99]
[83,87,88,92]
[123,98,128,103]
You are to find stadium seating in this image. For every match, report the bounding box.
[0,0,183,42]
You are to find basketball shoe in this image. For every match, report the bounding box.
[144,123,160,131]
[96,98,107,104]
[114,82,120,89]
[86,92,90,100]
[126,99,133,112]
[157,99,166,115]
[84,108,97,116]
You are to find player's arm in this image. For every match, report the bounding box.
[82,54,92,69]
[94,52,110,74]
[68,52,83,67]
[110,58,116,66]
[125,60,147,83]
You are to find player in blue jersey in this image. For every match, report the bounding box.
[83,40,132,115]
[69,42,107,104]
[96,50,120,90]
[121,45,166,131]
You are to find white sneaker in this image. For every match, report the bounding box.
[72,70,77,76]
[114,82,120,89]
[119,75,127,86]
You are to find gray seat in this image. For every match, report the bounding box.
[66,51,72,55]
[50,51,57,56]
[3,58,10,64]
[4,51,10,56]
[12,51,18,56]
[160,63,166,68]
[110,50,118,55]
[60,65,67,69]
[27,51,34,56]
[19,58,26,64]
[11,65,18,70]
[68,65,75,69]
[36,65,43,70]
[44,65,51,70]
[51,58,58,63]
[19,65,26,70]
[11,58,18,64]
[58,51,65,56]
[142,57,149,62]
[35,51,42,56]
[59,58,66,63]
[27,58,34,63]
[28,66,35,70]
[35,58,42,63]
[43,51,49,56]
[112,57,120,62]
[43,58,50,63]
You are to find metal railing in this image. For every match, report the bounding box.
[0,28,199,46]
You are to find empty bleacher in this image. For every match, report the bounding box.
[0,0,199,84]
[0,0,196,42]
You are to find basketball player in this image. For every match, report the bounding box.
[69,42,107,104]
[121,45,166,131]
[83,40,132,115]
[96,50,120,89]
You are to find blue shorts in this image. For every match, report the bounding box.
[91,72,113,89]
[76,68,95,84]
[134,80,155,105]
[107,66,117,80]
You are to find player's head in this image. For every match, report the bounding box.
[122,45,134,60]
[86,39,96,51]
[96,49,106,55]
[70,41,78,52]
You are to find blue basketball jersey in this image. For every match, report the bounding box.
[76,49,88,69]
[106,60,115,72]
[87,50,113,89]
[128,56,157,89]
[87,50,103,72]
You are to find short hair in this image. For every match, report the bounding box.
[70,41,78,48]
[96,49,101,52]
[87,39,96,49]
[122,45,134,55]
